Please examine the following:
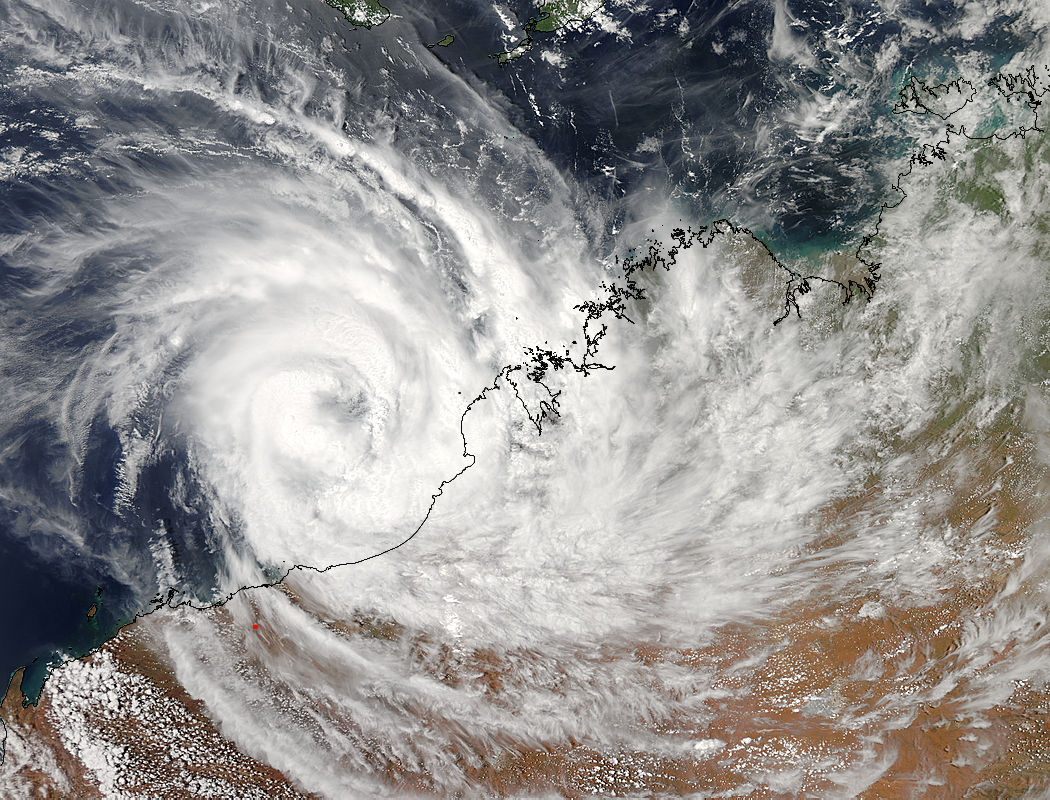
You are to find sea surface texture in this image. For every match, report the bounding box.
[3,0,1050,796]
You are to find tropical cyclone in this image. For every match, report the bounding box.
[5,0,1050,794]
[6,56,1050,795]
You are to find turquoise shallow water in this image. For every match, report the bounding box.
[2,0,1050,792]
[16,600,122,706]
[0,527,127,705]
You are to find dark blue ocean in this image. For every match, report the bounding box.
[0,0,1033,702]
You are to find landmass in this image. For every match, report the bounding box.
[0,631,313,797]
[894,75,976,120]
[311,0,598,65]
[496,0,606,64]
[776,63,1050,321]
[322,0,389,28]
[4,65,1050,790]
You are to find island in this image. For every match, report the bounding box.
[496,0,605,64]
[428,34,455,48]
[323,0,390,28]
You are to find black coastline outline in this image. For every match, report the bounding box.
[775,64,1050,325]
[3,64,1049,765]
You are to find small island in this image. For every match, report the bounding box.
[323,0,390,28]
[496,0,605,64]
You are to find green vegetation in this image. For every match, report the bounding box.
[431,34,455,47]
[953,145,1011,217]
[497,41,532,65]
[894,76,974,120]
[531,0,604,32]
[323,0,390,28]
[496,0,605,64]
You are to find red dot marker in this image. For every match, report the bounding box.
[252,624,259,629]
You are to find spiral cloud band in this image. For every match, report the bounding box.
[5,0,1050,796]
